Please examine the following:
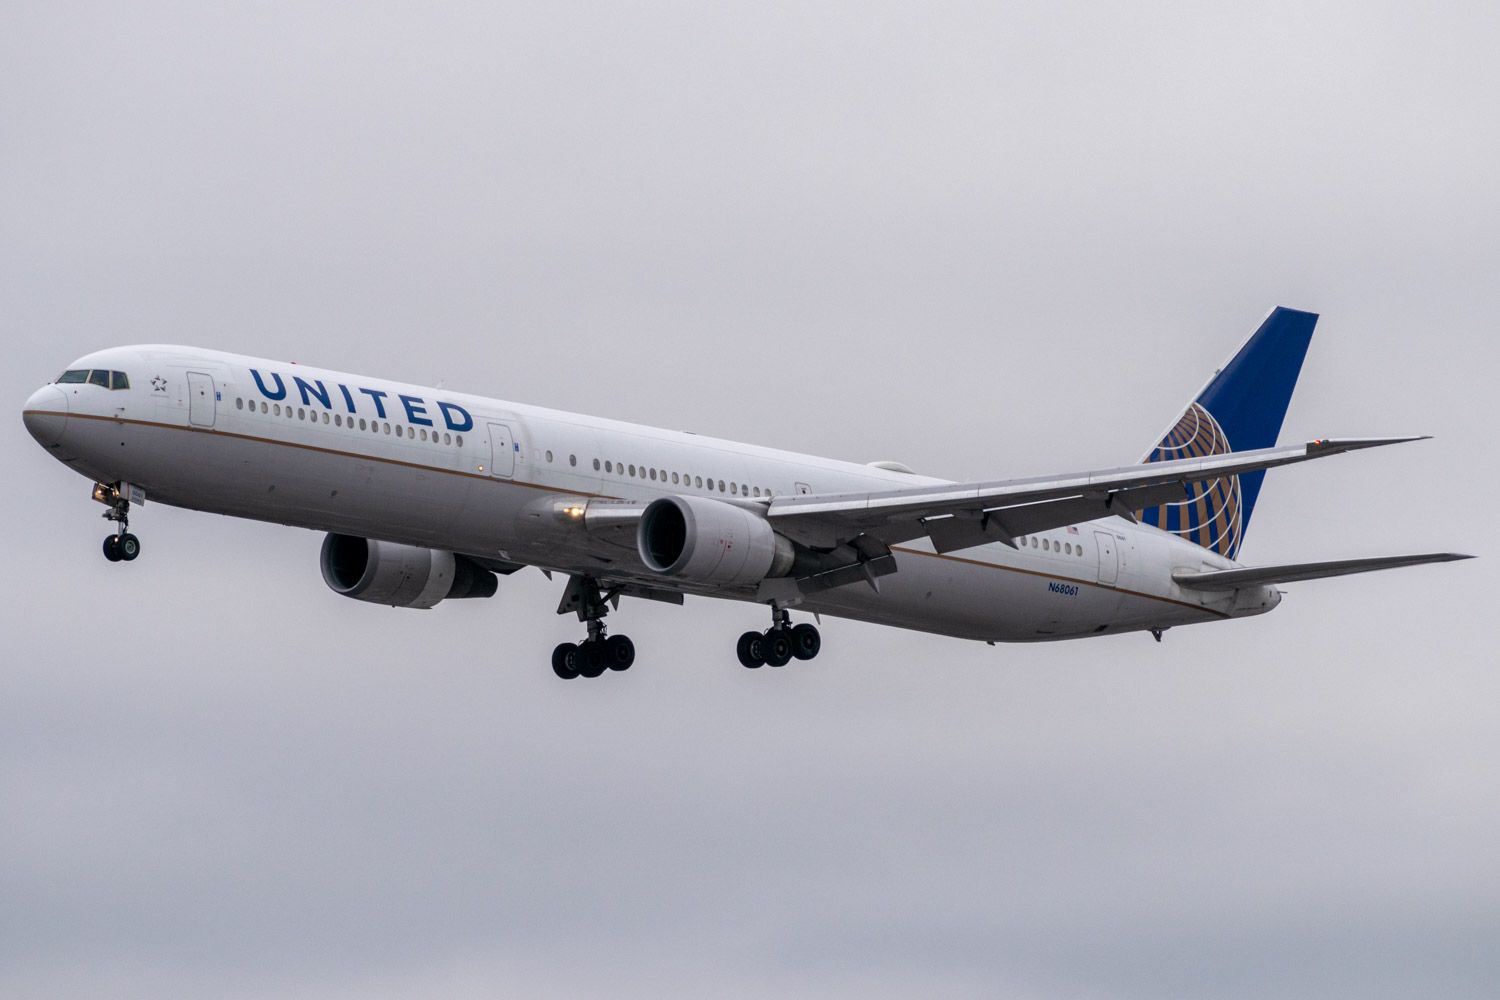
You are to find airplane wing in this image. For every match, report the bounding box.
[765,436,1426,554]
[1172,552,1473,590]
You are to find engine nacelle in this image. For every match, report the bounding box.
[637,495,794,587]
[320,534,498,609]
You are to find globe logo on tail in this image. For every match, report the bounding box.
[1137,402,1244,559]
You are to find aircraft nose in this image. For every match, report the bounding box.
[22,385,69,448]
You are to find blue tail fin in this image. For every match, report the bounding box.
[1137,307,1318,559]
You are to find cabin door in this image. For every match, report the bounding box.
[1094,531,1119,586]
[487,422,515,478]
[187,372,216,428]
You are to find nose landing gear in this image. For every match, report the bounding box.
[94,482,140,563]
[736,606,821,669]
[103,532,140,562]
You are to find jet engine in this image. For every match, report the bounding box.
[320,534,498,609]
[637,495,795,587]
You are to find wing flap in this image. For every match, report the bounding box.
[1173,553,1473,591]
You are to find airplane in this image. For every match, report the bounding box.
[21,307,1471,679]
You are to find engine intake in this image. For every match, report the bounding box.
[320,534,498,609]
[637,495,794,587]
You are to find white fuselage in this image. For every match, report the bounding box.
[22,345,1280,642]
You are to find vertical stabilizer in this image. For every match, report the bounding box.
[1136,307,1318,559]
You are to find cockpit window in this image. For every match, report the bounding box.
[61,369,131,389]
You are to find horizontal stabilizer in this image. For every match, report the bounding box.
[1173,552,1473,591]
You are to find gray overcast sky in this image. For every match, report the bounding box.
[2,3,1496,997]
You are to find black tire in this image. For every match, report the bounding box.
[605,634,635,671]
[577,639,608,678]
[790,623,821,660]
[763,630,793,668]
[736,630,765,668]
[102,535,121,562]
[118,533,141,561]
[551,642,580,680]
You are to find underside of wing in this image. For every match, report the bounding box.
[766,437,1426,554]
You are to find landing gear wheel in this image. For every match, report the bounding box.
[577,640,608,678]
[790,623,821,660]
[103,536,121,562]
[118,533,140,561]
[551,643,580,680]
[605,634,635,671]
[762,630,794,668]
[736,631,765,668]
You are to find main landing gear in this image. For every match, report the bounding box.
[95,483,140,563]
[552,576,636,680]
[736,606,821,669]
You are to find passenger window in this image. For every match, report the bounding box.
[570,455,577,467]
[717,480,725,492]
[236,398,244,410]
[672,472,680,484]
[384,423,391,434]
[273,404,281,416]
[546,450,553,463]
[335,414,342,427]
[443,433,451,445]
[695,476,703,488]
[260,401,268,414]
[456,435,463,447]
[730,483,738,495]
[57,369,88,384]
[396,425,404,437]
[88,370,110,388]
[593,459,601,471]
[298,408,306,420]
[628,464,636,477]
[605,461,613,473]
[752,487,760,497]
